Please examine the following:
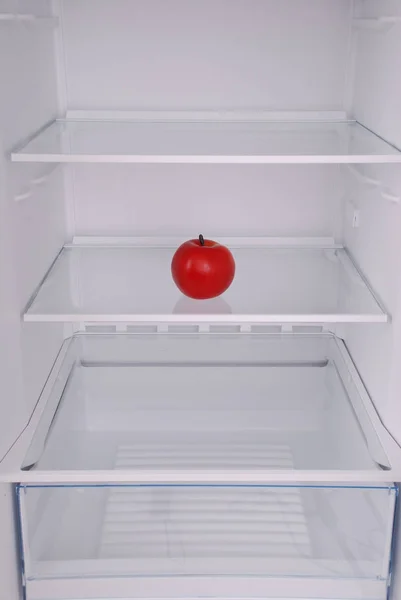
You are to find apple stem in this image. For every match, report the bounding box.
[199,234,205,246]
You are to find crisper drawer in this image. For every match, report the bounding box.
[12,333,401,483]
[18,483,396,600]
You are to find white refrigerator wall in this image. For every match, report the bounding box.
[60,0,352,112]
[70,163,344,238]
[345,0,401,434]
[61,0,351,239]
[0,0,66,457]
[0,1,66,595]
[345,4,401,597]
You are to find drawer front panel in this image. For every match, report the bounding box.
[19,483,396,589]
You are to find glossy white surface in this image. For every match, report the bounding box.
[24,240,387,324]
[12,119,401,164]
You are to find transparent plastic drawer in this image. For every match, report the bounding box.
[18,333,401,482]
[18,483,396,599]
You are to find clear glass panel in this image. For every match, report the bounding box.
[24,245,386,323]
[19,484,395,581]
[22,334,390,474]
[12,119,401,163]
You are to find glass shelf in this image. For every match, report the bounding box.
[19,333,401,483]
[24,241,387,324]
[11,119,401,164]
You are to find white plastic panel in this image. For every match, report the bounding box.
[352,0,401,149]
[23,240,386,324]
[0,5,66,600]
[0,0,66,456]
[71,164,343,239]
[343,164,401,420]
[346,4,401,587]
[12,119,401,164]
[345,0,401,457]
[60,0,351,112]
[346,0,401,434]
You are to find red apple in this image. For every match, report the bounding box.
[171,235,235,300]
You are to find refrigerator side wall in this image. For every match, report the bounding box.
[0,2,66,597]
[345,0,401,441]
[0,2,66,456]
[346,1,401,598]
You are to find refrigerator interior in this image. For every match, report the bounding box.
[1,0,401,598]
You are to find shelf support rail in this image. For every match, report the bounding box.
[0,13,58,25]
[14,164,60,203]
[353,16,401,32]
[346,165,400,204]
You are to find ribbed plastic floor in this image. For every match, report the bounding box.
[99,446,311,563]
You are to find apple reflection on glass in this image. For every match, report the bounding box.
[173,294,233,315]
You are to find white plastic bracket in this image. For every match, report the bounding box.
[380,189,400,204]
[353,17,401,32]
[0,13,58,26]
[346,164,380,188]
[346,165,400,204]
[14,164,60,203]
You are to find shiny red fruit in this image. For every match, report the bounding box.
[171,235,236,300]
